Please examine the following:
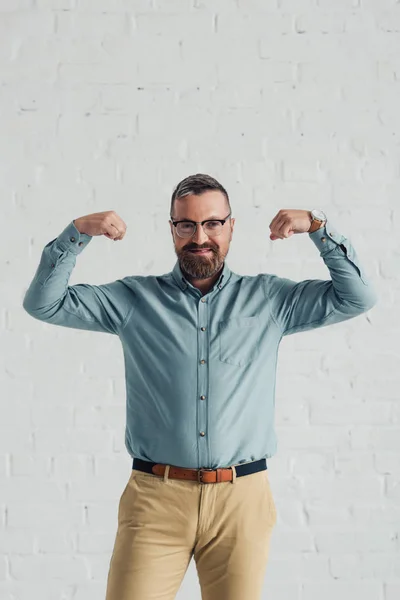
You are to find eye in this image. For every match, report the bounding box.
[180,222,194,230]
[206,221,220,228]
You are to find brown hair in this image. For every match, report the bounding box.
[170,173,231,219]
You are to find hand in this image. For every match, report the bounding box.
[73,211,127,241]
[269,209,312,241]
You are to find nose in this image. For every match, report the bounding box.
[191,224,210,246]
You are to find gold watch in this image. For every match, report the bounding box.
[308,209,327,233]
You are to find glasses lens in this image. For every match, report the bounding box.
[176,222,195,237]
[203,221,222,236]
[176,220,224,237]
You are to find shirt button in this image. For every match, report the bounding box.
[321,237,326,242]
[78,241,84,246]
[200,395,206,400]
[201,327,206,331]
[200,431,205,437]
[329,233,334,237]
[201,298,206,303]
[200,359,206,364]
[70,236,76,242]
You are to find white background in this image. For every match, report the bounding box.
[1,0,399,599]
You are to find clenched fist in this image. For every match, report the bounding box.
[269,209,312,241]
[73,211,127,241]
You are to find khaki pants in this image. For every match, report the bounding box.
[105,464,277,600]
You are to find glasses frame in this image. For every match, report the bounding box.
[170,212,232,238]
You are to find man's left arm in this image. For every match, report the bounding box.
[265,214,378,337]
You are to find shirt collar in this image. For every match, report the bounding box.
[171,259,231,292]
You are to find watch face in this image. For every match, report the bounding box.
[311,209,326,221]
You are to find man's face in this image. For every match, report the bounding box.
[169,191,235,280]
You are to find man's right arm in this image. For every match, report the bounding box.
[22,220,134,336]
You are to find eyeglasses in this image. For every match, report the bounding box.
[170,212,232,238]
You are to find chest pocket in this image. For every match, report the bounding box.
[218,316,260,367]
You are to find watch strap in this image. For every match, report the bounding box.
[308,212,326,233]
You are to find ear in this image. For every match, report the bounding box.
[229,218,235,242]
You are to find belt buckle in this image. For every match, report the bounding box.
[198,468,215,484]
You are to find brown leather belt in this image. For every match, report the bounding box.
[132,457,267,484]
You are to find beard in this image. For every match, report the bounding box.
[176,244,225,280]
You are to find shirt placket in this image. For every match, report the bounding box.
[197,294,210,468]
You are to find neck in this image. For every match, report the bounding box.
[182,264,223,296]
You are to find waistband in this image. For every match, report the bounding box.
[132,457,267,484]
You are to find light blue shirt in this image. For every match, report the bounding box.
[23,219,378,469]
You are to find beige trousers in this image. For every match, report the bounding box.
[105,464,277,600]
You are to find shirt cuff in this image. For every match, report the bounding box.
[308,219,346,254]
[53,220,93,255]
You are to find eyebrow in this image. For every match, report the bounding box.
[176,215,222,221]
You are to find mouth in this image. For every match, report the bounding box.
[189,249,213,255]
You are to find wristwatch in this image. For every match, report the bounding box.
[308,209,327,233]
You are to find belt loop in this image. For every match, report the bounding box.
[163,464,170,484]
[231,465,237,485]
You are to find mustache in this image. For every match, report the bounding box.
[184,246,216,252]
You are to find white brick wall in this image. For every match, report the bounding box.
[1,0,398,598]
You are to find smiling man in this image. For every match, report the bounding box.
[170,187,234,294]
[23,173,378,600]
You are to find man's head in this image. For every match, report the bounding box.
[169,174,235,280]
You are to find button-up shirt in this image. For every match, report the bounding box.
[23,219,378,469]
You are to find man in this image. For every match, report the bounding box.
[23,173,377,600]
